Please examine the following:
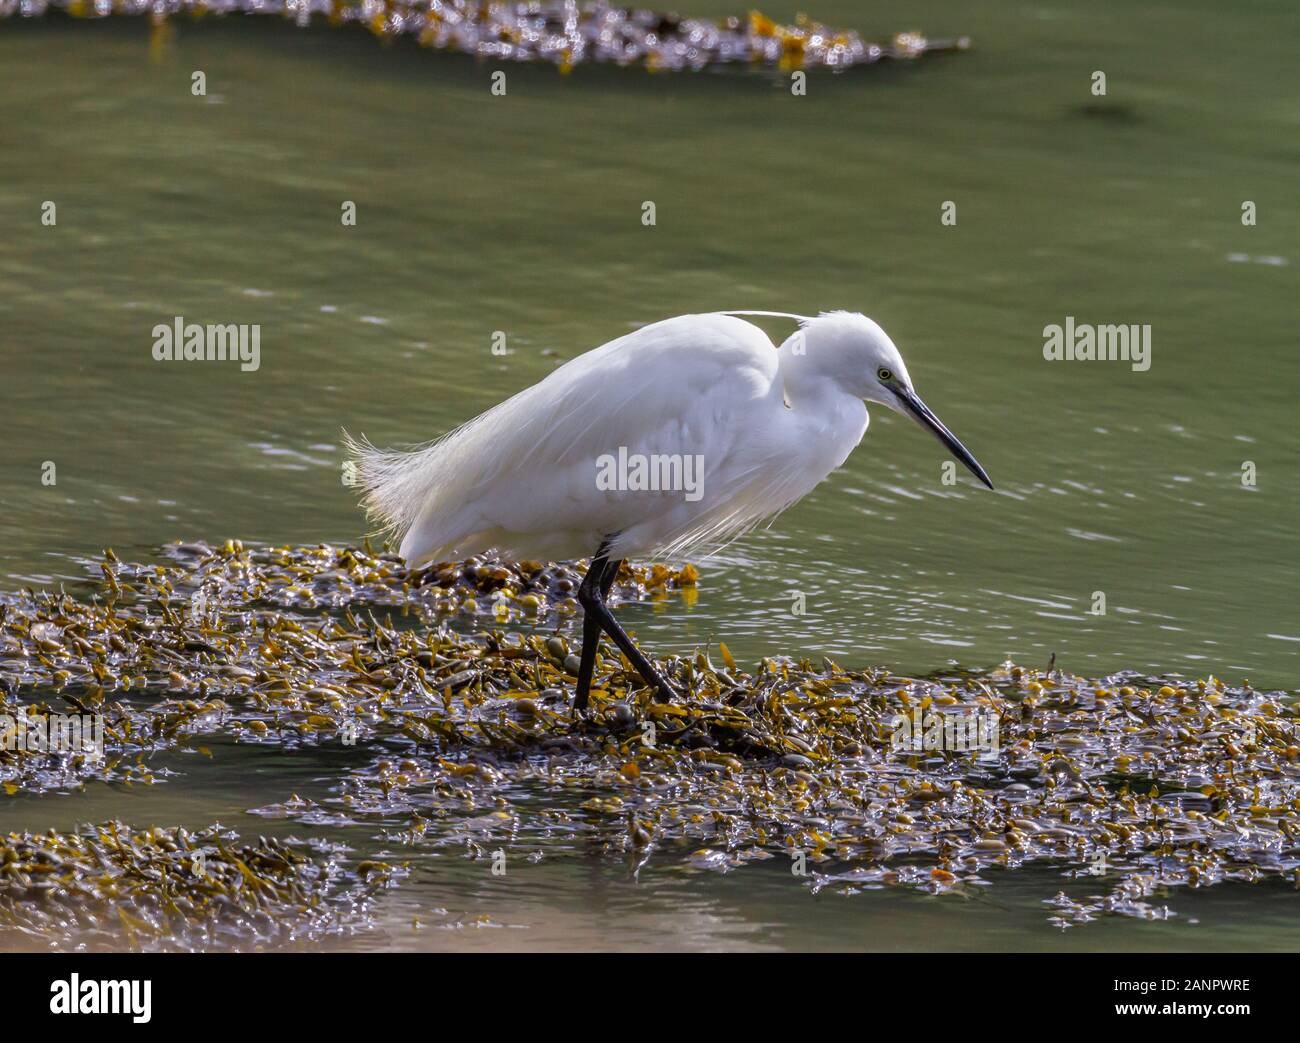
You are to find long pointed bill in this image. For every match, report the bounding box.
[894,387,994,490]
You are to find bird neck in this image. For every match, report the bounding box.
[774,340,869,472]
[778,337,853,412]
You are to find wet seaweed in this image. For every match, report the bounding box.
[2,544,1299,938]
[0,821,392,950]
[1,1,970,74]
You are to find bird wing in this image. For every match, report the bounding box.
[348,313,783,565]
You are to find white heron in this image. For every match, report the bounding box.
[346,310,992,710]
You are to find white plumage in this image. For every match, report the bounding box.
[346,310,990,567]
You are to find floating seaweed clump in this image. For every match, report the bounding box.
[1,0,970,73]
[0,544,697,792]
[254,638,1300,926]
[0,692,167,796]
[145,539,697,617]
[0,821,392,950]
[3,544,1300,933]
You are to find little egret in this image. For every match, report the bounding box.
[347,310,992,710]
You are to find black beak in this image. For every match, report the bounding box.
[894,386,994,490]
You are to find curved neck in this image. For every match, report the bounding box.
[770,339,869,480]
[778,336,841,409]
[777,339,867,440]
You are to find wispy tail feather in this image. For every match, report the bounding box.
[342,429,443,549]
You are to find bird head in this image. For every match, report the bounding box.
[796,311,994,490]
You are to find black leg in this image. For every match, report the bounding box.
[600,557,620,600]
[573,548,612,712]
[587,597,676,703]
[575,544,676,706]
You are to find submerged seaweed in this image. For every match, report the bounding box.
[2,542,1299,943]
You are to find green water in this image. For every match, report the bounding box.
[2,2,1298,951]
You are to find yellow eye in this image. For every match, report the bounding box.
[878,367,893,382]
